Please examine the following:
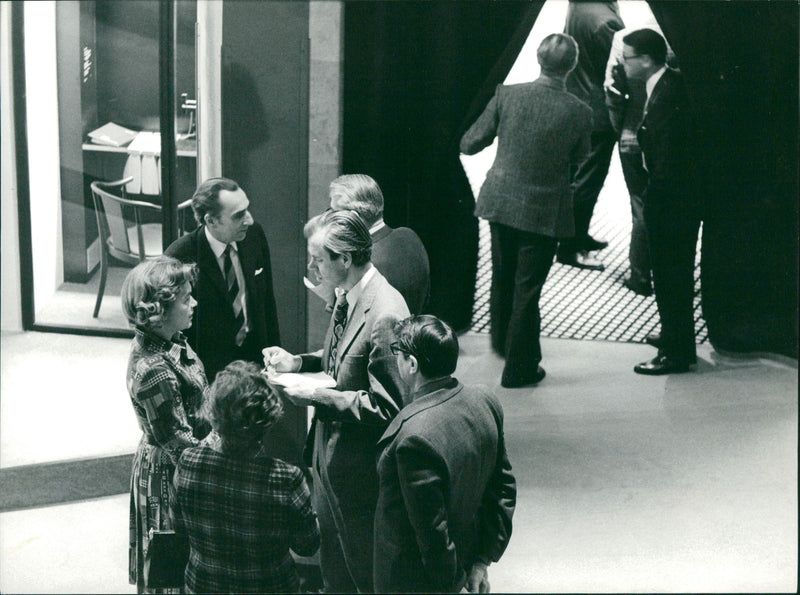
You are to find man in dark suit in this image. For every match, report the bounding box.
[621,28,701,374]
[165,177,280,381]
[328,174,430,315]
[373,315,516,593]
[263,210,409,593]
[460,33,592,387]
[556,0,625,271]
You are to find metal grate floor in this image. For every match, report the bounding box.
[469,154,707,345]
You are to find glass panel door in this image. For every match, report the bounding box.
[23,0,197,334]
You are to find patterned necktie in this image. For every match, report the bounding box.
[327,293,349,377]
[223,245,247,346]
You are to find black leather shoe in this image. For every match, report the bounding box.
[501,365,546,388]
[633,355,692,375]
[644,333,662,347]
[556,250,605,271]
[583,235,609,251]
[623,276,653,296]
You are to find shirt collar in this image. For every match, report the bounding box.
[369,219,386,234]
[646,65,668,101]
[335,264,376,310]
[135,326,194,365]
[204,225,238,259]
[411,376,458,402]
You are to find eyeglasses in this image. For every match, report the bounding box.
[622,53,645,62]
[390,342,410,356]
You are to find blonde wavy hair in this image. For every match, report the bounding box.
[120,256,197,330]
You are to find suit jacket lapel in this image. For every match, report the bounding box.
[196,227,228,298]
[337,274,379,359]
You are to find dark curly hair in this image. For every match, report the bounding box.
[202,360,284,455]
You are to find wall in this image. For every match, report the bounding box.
[221,0,311,465]
[1,2,22,332]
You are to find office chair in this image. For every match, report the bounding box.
[90,177,193,317]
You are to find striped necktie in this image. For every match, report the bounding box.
[223,245,247,346]
[327,293,349,377]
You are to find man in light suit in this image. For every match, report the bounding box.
[329,174,430,315]
[621,28,700,374]
[460,33,592,387]
[263,210,409,593]
[165,177,280,381]
[374,315,516,593]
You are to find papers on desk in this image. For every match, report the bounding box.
[88,122,137,147]
[124,132,162,195]
[267,371,336,390]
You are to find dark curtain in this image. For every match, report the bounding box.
[343,1,543,331]
[651,1,799,357]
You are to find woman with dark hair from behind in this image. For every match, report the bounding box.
[121,256,211,593]
[173,360,320,594]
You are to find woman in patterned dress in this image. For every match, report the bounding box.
[121,256,211,593]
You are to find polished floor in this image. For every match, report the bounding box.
[0,330,796,593]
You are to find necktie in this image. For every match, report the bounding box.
[223,245,247,346]
[327,293,349,377]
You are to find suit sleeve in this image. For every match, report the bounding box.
[396,434,464,592]
[476,404,516,563]
[309,314,405,425]
[459,87,501,155]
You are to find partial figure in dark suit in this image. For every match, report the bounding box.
[460,34,592,388]
[263,210,410,593]
[621,28,700,375]
[605,22,676,297]
[165,177,280,382]
[556,0,625,271]
[329,174,430,315]
[374,315,516,593]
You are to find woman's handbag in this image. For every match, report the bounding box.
[144,529,189,589]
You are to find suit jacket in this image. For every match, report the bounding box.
[165,223,280,381]
[298,269,410,568]
[637,67,698,209]
[372,225,430,315]
[374,378,516,593]
[564,0,624,133]
[460,78,592,238]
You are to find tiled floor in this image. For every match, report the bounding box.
[0,331,796,593]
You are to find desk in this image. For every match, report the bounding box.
[81,136,197,157]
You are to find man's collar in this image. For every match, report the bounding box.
[335,264,376,309]
[204,225,237,258]
[536,74,567,91]
[645,65,668,100]
[411,376,457,402]
[369,219,386,234]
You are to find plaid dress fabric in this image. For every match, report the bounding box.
[174,436,320,594]
[126,328,210,593]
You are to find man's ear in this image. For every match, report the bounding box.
[203,212,215,227]
[341,251,353,269]
[408,354,419,375]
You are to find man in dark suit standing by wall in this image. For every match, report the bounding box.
[556,0,625,271]
[460,33,592,388]
[328,174,430,315]
[373,315,516,593]
[621,28,700,375]
[165,177,280,381]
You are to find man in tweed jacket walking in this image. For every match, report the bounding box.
[460,33,592,388]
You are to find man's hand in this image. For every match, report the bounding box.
[262,346,301,375]
[466,562,490,593]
